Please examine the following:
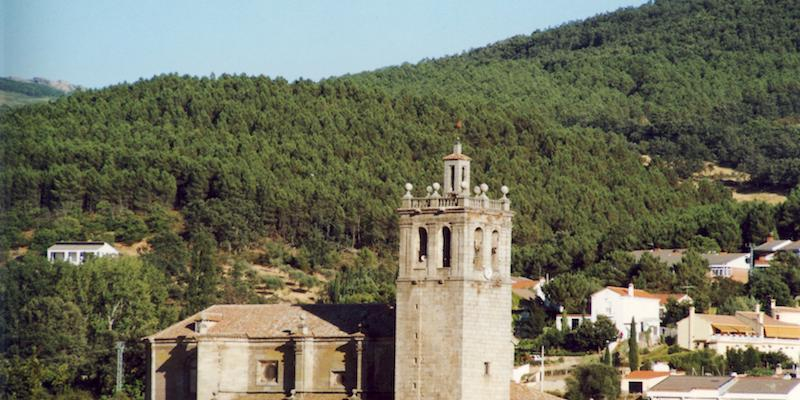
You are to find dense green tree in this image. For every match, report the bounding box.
[718,296,757,316]
[628,317,639,371]
[143,230,189,277]
[565,363,620,400]
[668,349,725,375]
[662,298,692,326]
[748,269,793,309]
[631,253,674,292]
[777,186,800,240]
[740,202,776,246]
[185,229,221,313]
[673,250,710,310]
[542,273,601,314]
[514,298,548,339]
[325,248,395,304]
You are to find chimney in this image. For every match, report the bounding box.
[628,283,635,297]
[194,311,222,334]
[767,234,774,242]
[758,311,765,338]
[453,141,462,155]
[771,298,777,315]
[755,303,761,313]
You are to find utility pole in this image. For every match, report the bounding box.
[540,345,544,393]
[115,341,125,393]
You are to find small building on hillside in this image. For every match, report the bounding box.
[621,370,671,394]
[47,241,119,265]
[631,249,752,283]
[511,276,547,302]
[677,305,800,362]
[704,253,750,283]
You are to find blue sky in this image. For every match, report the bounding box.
[2,0,648,88]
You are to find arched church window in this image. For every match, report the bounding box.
[473,228,483,270]
[491,230,500,271]
[442,227,452,268]
[418,228,428,262]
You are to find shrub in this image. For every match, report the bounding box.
[260,275,284,290]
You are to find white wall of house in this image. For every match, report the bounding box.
[775,310,800,326]
[590,287,661,340]
[707,255,749,280]
[47,243,119,265]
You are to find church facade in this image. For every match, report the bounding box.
[145,144,514,400]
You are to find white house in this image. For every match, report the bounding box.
[773,302,800,325]
[47,242,119,265]
[703,253,751,283]
[677,305,800,362]
[590,284,663,342]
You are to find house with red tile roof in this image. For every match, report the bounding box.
[590,284,690,343]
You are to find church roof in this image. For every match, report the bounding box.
[146,303,395,341]
[443,152,471,161]
[511,382,564,400]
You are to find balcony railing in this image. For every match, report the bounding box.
[400,195,510,212]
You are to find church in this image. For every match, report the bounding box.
[145,143,516,400]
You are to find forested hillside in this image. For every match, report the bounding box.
[347,0,800,189]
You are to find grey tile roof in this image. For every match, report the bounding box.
[727,377,800,394]
[649,376,733,391]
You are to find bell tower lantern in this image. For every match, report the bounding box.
[442,142,471,196]
[395,142,514,400]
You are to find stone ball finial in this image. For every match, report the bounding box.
[403,183,413,199]
[480,183,489,193]
[460,181,469,190]
[426,185,433,196]
[501,185,509,195]
[473,186,481,195]
[432,182,440,191]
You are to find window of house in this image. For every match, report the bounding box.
[450,165,455,192]
[473,228,483,270]
[51,252,64,261]
[442,227,452,268]
[484,362,491,376]
[257,360,279,385]
[418,228,428,262]
[68,252,78,263]
[330,370,345,387]
[571,318,580,329]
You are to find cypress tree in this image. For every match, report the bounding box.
[602,345,612,366]
[629,317,640,371]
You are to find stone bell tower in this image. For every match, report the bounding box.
[394,142,514,400]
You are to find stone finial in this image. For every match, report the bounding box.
[403,183,413,199]
[431,182,441,198]
[460,180,470,196]
[473,186,481,196]
[426,185,433,198]
[501,185,509,199]
[479,183,489,199]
